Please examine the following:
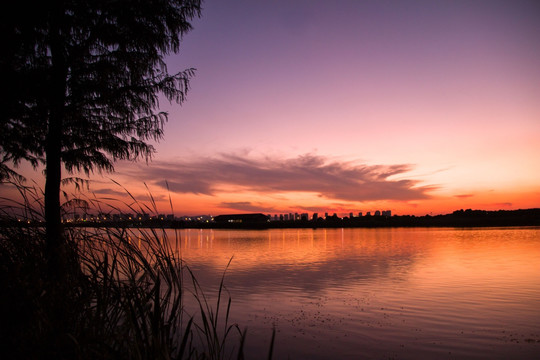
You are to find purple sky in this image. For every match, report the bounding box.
[8,0,540,216]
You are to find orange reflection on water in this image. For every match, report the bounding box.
[172,227,540,359]
[176,227,428,270]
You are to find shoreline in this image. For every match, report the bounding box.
[3,208,539,230]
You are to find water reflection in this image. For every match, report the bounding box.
[171,227,540,359]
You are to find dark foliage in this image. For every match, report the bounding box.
[0,0,202,269]
[1,0,201,174]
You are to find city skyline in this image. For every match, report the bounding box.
[5,0,540,216]
[10,208,535,231]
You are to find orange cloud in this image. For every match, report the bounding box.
[119,153,435,204]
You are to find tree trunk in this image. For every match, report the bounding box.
[42,9,80,356]
[44,113,63,274]
[45,5,66,277]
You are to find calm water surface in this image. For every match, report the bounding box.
[171,227,540,359]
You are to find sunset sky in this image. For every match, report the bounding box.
[10,0,540,216]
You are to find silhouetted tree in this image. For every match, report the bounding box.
[1,0,201,270]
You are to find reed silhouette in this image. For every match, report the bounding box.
[0,181,275,359]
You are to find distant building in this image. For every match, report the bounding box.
[136,213,150,221]
[358,212,363,217]
[313,213,318,220]
[214,213,269,225]
[374,210,381,216]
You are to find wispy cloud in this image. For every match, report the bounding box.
[91,188,128,197]
[295,205,328,213]
[493,202,513,208]
[220,201,278,213]
[120,153,435,203]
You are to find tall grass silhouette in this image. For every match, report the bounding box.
[0,180,274,359]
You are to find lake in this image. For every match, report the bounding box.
[170,227,540,359]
